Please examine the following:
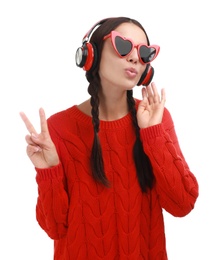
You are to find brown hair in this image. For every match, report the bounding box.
[86,17,154,192]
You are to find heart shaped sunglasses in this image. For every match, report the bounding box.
[103,31,160,65]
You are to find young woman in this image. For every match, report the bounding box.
[20,17,199,259]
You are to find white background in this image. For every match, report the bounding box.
[0,0,219,259]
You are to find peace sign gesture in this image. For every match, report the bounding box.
[20,108,59,169]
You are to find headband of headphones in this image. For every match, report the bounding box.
[82,18,109,45]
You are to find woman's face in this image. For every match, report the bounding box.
[99,22,148,91]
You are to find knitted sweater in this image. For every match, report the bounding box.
[35,103,199,260]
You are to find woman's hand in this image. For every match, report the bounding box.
[137,82,166,129]
[20,108,59,169]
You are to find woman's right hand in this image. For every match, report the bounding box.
[20,108,60,169]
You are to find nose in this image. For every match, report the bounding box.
[126,47,139,64]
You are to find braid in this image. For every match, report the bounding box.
[127,90,155,192]
[88,79,110,187]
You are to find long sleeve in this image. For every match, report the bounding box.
[35,163,69,239]
[140,108,199,217]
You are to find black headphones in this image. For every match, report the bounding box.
[75,18,154,86]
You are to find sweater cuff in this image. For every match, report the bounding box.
[35,162,63,183]
[140,124,164,142]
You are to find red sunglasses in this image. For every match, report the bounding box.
[103,31,160,65]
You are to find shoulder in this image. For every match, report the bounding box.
[162,107,174,128]
[47,103,93,137]
[47,105,79,136]
[77,99,91,117]
[48,105,76,124]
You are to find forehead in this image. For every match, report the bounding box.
[114,22,148,44]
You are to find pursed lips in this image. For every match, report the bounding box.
[125,67,138,78]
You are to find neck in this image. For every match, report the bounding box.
[98,91,129,121]
[77,88,132,121]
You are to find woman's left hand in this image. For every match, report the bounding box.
[137,82,166,128]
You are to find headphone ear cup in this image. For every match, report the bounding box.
[75,42,98,72]
[87,43,98,72]
[137,64,154,86]
[75,43,87,68]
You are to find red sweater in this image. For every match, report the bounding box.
[35,103,198,259]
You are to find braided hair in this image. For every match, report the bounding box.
[85,17,155,192]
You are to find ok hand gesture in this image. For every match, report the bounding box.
[137,82,166,129]
[20,108,59,169]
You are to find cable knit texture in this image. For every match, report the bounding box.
[35,102,199,259]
